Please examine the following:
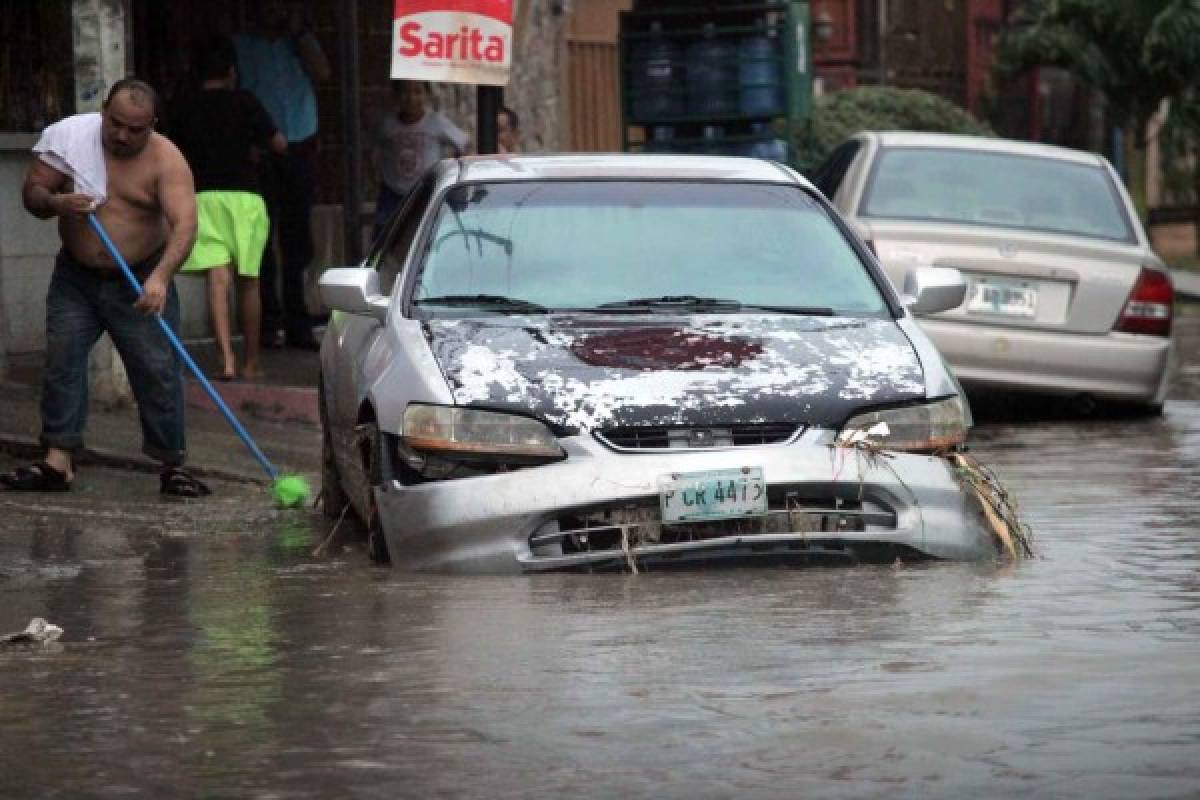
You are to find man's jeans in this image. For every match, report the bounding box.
[40,251,186,466]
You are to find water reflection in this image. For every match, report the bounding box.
[1,319,1199,795]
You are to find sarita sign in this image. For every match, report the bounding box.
[391,0,514,86]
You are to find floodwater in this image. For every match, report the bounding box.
[2,316,1199,799]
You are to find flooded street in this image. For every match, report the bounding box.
[2,315,1199,798]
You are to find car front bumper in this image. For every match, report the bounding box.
[374,430,1000,573]
[921,319,1173,404]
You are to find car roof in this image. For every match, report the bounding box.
[447,153,810,186]
[866,131,1106,167]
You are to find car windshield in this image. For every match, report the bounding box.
[861,147,1135,243]
[411,181,887,314]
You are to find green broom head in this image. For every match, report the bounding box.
[271,473,311,509]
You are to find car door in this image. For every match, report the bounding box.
[328,173,437,496]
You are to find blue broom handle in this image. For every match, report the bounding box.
[86,213,279,481]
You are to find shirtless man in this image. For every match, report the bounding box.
[1,78,209,497]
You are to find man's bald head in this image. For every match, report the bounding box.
[104,78,159,118]
[101,78,159,159]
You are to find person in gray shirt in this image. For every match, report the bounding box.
[370,80,469,231]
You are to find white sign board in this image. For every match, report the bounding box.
[391,0,514,86]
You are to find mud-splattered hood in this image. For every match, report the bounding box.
[423,315,926,433]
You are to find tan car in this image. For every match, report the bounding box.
[813,132,1175,413]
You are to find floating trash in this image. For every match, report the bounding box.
[1,618,64,646]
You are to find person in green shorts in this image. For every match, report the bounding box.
[170,36,286,380]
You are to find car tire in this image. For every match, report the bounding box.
[362,421,392,565]
[318,384,352,520]
[1129,401,1165,418]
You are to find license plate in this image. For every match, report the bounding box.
[658,467,767,524]
[967,279,1037,317]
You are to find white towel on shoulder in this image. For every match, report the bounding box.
[32,112,107,205]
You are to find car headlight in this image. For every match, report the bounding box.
[840,396,968,452]
[402,405,564,460]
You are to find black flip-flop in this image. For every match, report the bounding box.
[159,467,211,498]
[0,461,72,492]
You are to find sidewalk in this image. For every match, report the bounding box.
[0,338,322,485]
[1173,268,1200,301]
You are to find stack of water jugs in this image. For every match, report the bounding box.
[630,18,788,162]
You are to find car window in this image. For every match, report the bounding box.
[861,147,1135,242]
[376,174,436,295]
[411,181,887,314]
[811,140,860,200]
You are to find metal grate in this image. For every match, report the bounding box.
[529,489,898,556]
[597,423,799,451]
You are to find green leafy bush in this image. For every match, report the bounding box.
[794,87,994,171]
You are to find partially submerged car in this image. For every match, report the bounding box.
[318,153,1013,573]
[811,132,1175,412]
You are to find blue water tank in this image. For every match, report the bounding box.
[700,124,728,155]
[743,122,788,162]
[686,24,738,117]
[629,21,683,120]
[739,21,784,116]
[644,125,676,153]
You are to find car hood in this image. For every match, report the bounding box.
[423,315,926,433]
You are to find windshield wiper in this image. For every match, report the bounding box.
[738,304,837,315]
[596,296,836,315]
[417,294,548,313]
[598,295,742,309]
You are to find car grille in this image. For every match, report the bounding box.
[596,423,800,451]
[528,487,898,558]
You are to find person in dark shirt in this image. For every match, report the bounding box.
[171,37,286,380]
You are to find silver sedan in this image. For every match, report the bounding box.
[318,153,1011,572]
[812,132,1175,412]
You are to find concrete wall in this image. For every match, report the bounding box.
[1150,222,1196,265]
[0,137,59,357]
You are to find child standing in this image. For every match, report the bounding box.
[370,81,469,230]
[172,37,286,381]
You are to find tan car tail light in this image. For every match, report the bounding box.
[1116,267,1173,337]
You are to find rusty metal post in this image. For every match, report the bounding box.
[478,85,502,154]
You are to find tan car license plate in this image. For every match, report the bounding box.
[967,278,1038,317]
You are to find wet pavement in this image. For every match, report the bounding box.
[1,312,1199,798]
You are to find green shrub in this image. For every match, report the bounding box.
[794,86,994,171]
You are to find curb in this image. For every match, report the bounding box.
[0,434,265,486]
[1172,269,1200,301]
[184,379,319,427]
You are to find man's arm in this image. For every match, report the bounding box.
[22,159,95,219]
[291,33,328,82]
[135,141,197,315]
[289,12,331,85]
[441,117,471,158]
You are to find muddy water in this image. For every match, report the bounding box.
[2,316,1199,798]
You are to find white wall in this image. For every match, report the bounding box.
[0,138,59,355]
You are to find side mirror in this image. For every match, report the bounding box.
[903,266,967,316]
[318,268,389,321]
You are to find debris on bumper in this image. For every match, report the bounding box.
[949,453,1035,559]
[831,428,1034,562]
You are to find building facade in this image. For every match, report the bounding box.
[0,0,571,380]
